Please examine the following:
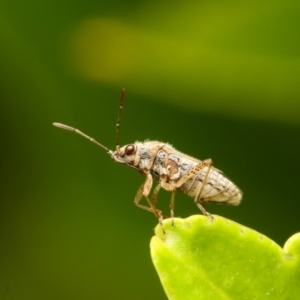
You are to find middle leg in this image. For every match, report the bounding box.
[194,161,214,220]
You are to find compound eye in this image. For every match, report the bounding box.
[125,144,135,156]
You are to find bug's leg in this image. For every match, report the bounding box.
[196,160,213,201]
[194,161,214,220]
[194,198,214,219]
[134,174,162,218]
[134,184,153,213]
[159,181,177,226]
[152,181,179,233]
[169,191,175,226]
[150,183,165,230]
[175,159,212,188]
[160,180,174,191]
[152,182,176,226]
[151,183,161,207]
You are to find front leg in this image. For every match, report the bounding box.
[134,173,161,219]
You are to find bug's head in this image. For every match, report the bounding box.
[111,143,137,165]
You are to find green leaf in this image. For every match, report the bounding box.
[150,215,300,300]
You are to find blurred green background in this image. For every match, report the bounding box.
[1,0,300,299]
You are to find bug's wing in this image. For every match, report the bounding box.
[201,168,243,205]
[168,147,224,174]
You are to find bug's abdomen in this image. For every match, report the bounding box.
[181,167,242,205]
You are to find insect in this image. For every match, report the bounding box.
[53,89,242,229]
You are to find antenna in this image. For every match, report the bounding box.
[53,122,113,155]
[116,88,125,154]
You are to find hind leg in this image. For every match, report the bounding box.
[194,161,214,220]
[194,197,214,220]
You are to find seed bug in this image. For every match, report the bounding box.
[53,89,242,229]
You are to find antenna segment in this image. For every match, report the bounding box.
[53,122,113,155]
[116,88,125,154]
